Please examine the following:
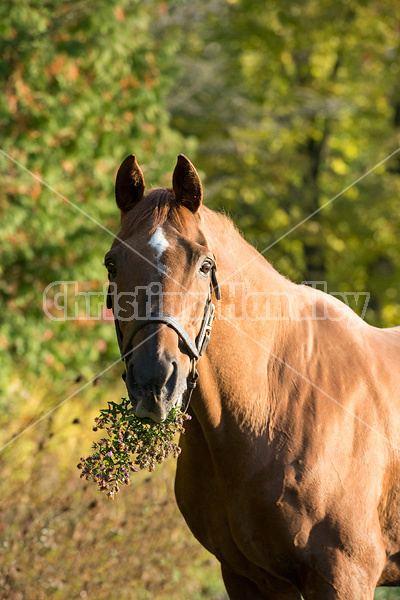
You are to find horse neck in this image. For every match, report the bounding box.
[192,209,293,439]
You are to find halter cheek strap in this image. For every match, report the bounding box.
[108,261,220,412]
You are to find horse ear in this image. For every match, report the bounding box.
[115,154,145,213]
[172,154,203,213]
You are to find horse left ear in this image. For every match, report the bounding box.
[172,154,203,213]
[115,154,145,213]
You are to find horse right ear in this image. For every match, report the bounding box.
[172,154,203,213]
[115,154,145,213]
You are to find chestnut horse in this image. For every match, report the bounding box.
[106,154,400,599]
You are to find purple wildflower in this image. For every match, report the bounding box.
[79,401,188,499]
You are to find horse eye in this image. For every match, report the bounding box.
[106,262,117,278]
[200,260,212,275]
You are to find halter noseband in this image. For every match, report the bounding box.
[108,260,221,413]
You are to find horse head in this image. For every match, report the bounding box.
[105,154,218,423]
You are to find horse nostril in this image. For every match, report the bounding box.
[163,360,178,397]
[126,356,179,400]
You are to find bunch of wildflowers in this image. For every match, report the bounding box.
[77,398,191,499]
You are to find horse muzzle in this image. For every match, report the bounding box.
[124,339,188,423]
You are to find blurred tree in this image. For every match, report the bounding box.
[165,0,400,326]
[0,0,191,404]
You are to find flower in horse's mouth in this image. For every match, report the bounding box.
[78,398,191,499]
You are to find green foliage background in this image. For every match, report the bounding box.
[0,0,399,598]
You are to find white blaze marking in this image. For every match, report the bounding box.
[148,227,169,270]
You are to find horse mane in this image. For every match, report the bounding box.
[121,187,192,235]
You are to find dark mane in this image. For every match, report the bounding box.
[121,187,192,235]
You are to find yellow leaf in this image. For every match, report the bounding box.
[331,158,348,175]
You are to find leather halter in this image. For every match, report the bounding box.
[108,260,221,413]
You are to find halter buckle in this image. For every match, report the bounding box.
[197,300,215,357]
